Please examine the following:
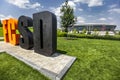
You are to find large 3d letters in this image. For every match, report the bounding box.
[2,11,57,56]
[2,20,9,42]
[18,16,33,49]
[8,18,20,45]
[33,11,57,56]
[2,18,20,45]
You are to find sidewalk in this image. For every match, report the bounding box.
[0,41,76,80]
[0,37,3,39]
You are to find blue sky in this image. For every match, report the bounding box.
[0,0,120,29]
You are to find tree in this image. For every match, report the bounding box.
[60,0,76,33]
[105,31,109,35]
[0,20,2,27]
[82,28,86,34]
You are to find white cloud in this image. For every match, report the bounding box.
[0,14,13,20]
[109,4,117,8]
[73,0,103,7]
[60,1,76,10]
[68,1,76,10]
[107,17,113,20]
[50,7,61,27]
[88,0,103,7]
[78,8,83,11]
[50,7,61,23]
[77,16,85,23]
[50,1,76,27]
[99,17,107,21]
[108,8,120,14]
[51,1,76,19]
[51,7,61,17]
[87,15,93,17]
[6,0,42,9]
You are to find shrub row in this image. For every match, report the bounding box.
[57,31,120,41]
[57,31,67,37]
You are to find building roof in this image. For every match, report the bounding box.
[74,23,116,26]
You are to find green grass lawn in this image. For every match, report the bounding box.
[0,39,3,41]
[0,37,120,80]
[57,37,120,80]
[0,27,33,37]
[0,27,3,37]
[0,52,50,80]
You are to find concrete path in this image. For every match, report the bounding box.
[0,37,3,39]
[0,41,76,80]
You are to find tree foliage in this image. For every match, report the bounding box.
[60,0,76,32]
[0,20,2,27]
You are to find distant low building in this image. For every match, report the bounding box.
[69,23,117,35]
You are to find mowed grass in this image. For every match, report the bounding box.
[57,37,120,80]
[0,37,120,80]
[0,27,33,37]
[0,27,3,37]
[0,52,50,80]
[0,39,4,41]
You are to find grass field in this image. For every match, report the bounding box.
[0,27,33,37]
[0,37,120,80]
[0,39,3,41]
[0,52,50,80]
[57,37,120,80]
[0,27,3,37]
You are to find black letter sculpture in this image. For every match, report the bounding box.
[33,11,57,56]
[18,16,33,49]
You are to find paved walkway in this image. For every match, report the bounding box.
[0,37,3,39]
[0,42,76,80]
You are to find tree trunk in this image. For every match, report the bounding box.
[64,27,68,32]
[64,27,68,38]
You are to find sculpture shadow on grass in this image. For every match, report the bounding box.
[51,50,67,57]
[57,50,67,54]
[64,37,78,40]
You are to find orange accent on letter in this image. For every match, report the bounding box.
[2,20,9,42]
[8,18,20,45]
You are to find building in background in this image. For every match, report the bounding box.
[69,23,116,35]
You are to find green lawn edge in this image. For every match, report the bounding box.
[0,52,50,80]
[0,37,120,80]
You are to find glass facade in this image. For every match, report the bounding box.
[72,24,116,31]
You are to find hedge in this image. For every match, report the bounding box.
[57,31,120,41]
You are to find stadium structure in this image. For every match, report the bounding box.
[69,23,116,35]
